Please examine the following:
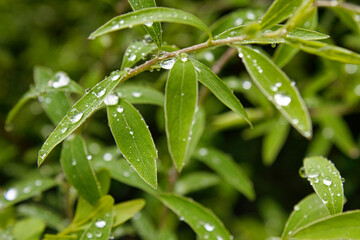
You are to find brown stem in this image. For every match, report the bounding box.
[316,0,360,13]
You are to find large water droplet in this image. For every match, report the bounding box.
[128,53,136,61]
[4,188,18,201]
[180,53,188,62]
[132,92,142,98]
[198,148,208,156]
[323,177,332,186]
[274,93,291,106]
[294,205,300,211]
[104,94,119,106]
[95,220,106,228]
[103,153,112,161]
[145,22,153,27]
[204,223,215,232]
[204,52,214,62]
[69,111,83,123]
[246,11,255,20]
[93,88,106,98]
[234,18,243,25]
[242,80,252,90]
[160,58,176,70]
[117,106,124,113]
[52,72,70,88]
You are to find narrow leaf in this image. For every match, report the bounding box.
[41,92,71,125]
[331,7,360,35]
[121,41,158,70]
[165,58,197,171]
[12,218,46,240]
[291,210,360,239]
[113,199,145,227]
[60,135,102,205]
[282,193,330,238]
[115,84,164,106]
[303,156,344,214]
[93,158,157,195]
[174,172,220,195]
[159,194,232,240]
[186,107,205,162]
[128,0,162,47]
[131,211,157,240]
[306,130,332,157]
[80,211,113,240]
[37,70,125,166]
[260,0,303,29]
[89,7,211,40]
[107,99,158,189]
[0,177,57,209]
[190,59,251,126]
[281,0,315,34]
[238,45,312,138]
[286,38,360,64]
[262,116,290,165]
[194,147,255,200]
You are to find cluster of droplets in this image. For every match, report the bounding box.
[2,179,44,204]
[50,72,70,88]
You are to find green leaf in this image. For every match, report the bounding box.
[318,115,359,159]
[262,116,290,165]
[306,130,332,157]
[174,172,220,195]
[80,211,113,240]
[282,193,330,239]
[40,92,72,125]
[190,59,251,126]
[303,156,344,214]
[17,204,67,231]
[286,38,360,64]
[121,41,158,70]
[37,70,125,166]
[259,0,303,29]
[238,45,312,138]
[89,7,211,40]
[131,211,157,240]
[165,58,198,171]
[12,218,45,240]
[291,210,360,239]
[60,135,102,205]
[331,7,360,35]
[93,158,157,195]
[113,199,145,227]
[281,0,315,34]
[194,147,255,200]
[43,235,76,240]
[115,84,164,106]
[107,99,157,189]
[186,107,205,162]
[96,169,111,195]
[159,194,232,240]
[128,0,162,47]
[0,177,57,209]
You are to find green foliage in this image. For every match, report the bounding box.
[2,0,360,239]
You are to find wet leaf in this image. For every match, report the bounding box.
[113,199,145,227]
[121,41,158,70]
[80,211,113,240]
[12,218,46,240]
[303,156,344,214]
[238,45,312,139]
[89,7,211,40]
[107,99,158,189]
[159,194,232,240]
[165,58,197,171]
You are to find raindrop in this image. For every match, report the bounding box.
[204,52,214,62]
[52,72,70,88]
[145,22,153,27]
[60,127,68,133]
[160,58,176,70]
[344,64,358,74]
[308,171,319,178]
[104,94,119,106]
[119,20,124,24]
[204,223,215,232]
[299,166,306,178]
[246,12,255,20]
[294,205,300,211]
[132,92,142,98]
[93,88,106,98]
[180,53,188,62]
[274,93,291,106]
[86,233,93,239]
[217,236,224,240]
[123,171,130,177]
[111,72,121,81]
[117,106,124,113]
[234,18,243,25]
[322,127,334,139]
[4,188,18,201]
[238,50,244,58]
[341,177,345,183]
[87,155,93,160]
[95,220,106,228]
[69,112,83,123]
[103,153,112,161]
[129,131,134,135]
[198,148,208,156]
[95,231,102,237]
[35,180,42,186]
[128,53,136,61]
[72,159,77,166]
[23,186,31,193]
[323,177,332,186]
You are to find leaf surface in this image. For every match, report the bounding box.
[194,147,255,200]
[60,135,102,205]
[165,58,197,170]
[80,211,113,240]
[238,45,312,138]
[113,199,145,227]
[303,156,344,214]
[12,218,46,240]
[107,99,157,188]
[159,194,232,240]
[89,7,211,39]
[191,59,250,126]
[115,85,164,106]
[121,41,158,70]
[37,70,125,166]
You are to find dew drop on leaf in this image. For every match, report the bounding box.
[103,153,112,161]
[52,72,70,88]
[4,188,18,201]
[160,58,176,70]
[104,94,119,106]
[204,223,215,232]
[323,177,332,186]
[274,93,291,106]
[95,220,106,228]
[117,106,124,113]
[132,92,142,98]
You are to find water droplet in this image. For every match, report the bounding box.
[246,12,255,20]
[217,236,224,240]
[198,148,208,156]
[69,112,83,123]
[341,177,345,183]
[274,93,291,106]
[128,53,136,61]
[145,22,153,27]
[204,223,215,232]
[238,50,244,58]
[34,180,42,186]
[52,72,70,88]
[204,52,214,62]
[294,205,300,211]
[160,58,176,69]
[111,72,121,81]
[180,53,188,62]
[308,171,319,178]
[322,127,334,139]
[103,153,112,161]
[4,188,18,201]
[87,155,92,160]
[234,18,243,25]
[61,127,68,133]
[132,92,142,98]
[117,106,124,113]
[123,171,130,177]
[323,177,332,186]
[129,131,134,135]
[93,88,106,98]
[355,14,360,22]
[104,94,119,106]
[299,166,306,178]
[95,220,106,228]
[23,186,31,193]
[86,233,93,239]
[72,159,77,166]
[95,231,102,237]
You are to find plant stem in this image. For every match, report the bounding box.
[317,0,360,13]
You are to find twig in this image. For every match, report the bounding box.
[316,0,360,13]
